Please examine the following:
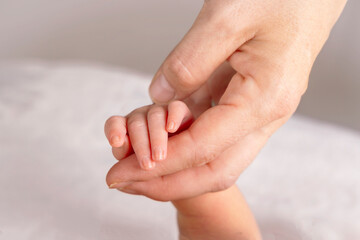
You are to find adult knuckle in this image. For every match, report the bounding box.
[271,88,300,118]
[210,163,240,192]
[260,76,301,121]
[165,55,195,90]
[195,149,217,167]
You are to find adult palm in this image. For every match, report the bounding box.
[106,0,347,201]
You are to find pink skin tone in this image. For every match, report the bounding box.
[105,0,347,202]
[174,185,262,240]
[104,101,193,171]
[105,100,261,240]
[103,0,347,237]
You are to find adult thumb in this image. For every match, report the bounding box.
[148,3,251,103]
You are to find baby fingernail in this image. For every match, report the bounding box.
[141,156,155,170]
[167,121,175,132]
[111,136,121,145]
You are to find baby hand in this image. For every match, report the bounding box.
[105,101,193,170]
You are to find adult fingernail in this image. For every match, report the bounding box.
[149,74,175,103]
[120,188,139,194]
[109,181,133,189]
[141,156,156,170]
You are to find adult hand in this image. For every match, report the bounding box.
[106,0,347,201]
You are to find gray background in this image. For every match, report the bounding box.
[0,0,359,131]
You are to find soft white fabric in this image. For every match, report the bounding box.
[0,61,359,240]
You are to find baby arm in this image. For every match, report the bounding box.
[105,101,261,240]
[173,184,262,240]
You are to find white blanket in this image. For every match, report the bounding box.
[0,61,359,240]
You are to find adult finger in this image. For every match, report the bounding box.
[147,105,168,161]
[104,116,127,148]
[148,1,254,104]
[109,127,271,201]
[106,70,297,184]
[106,101,258,184]
[106,131,194,185]
[106,98,266,184]
[127,112,155,170]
